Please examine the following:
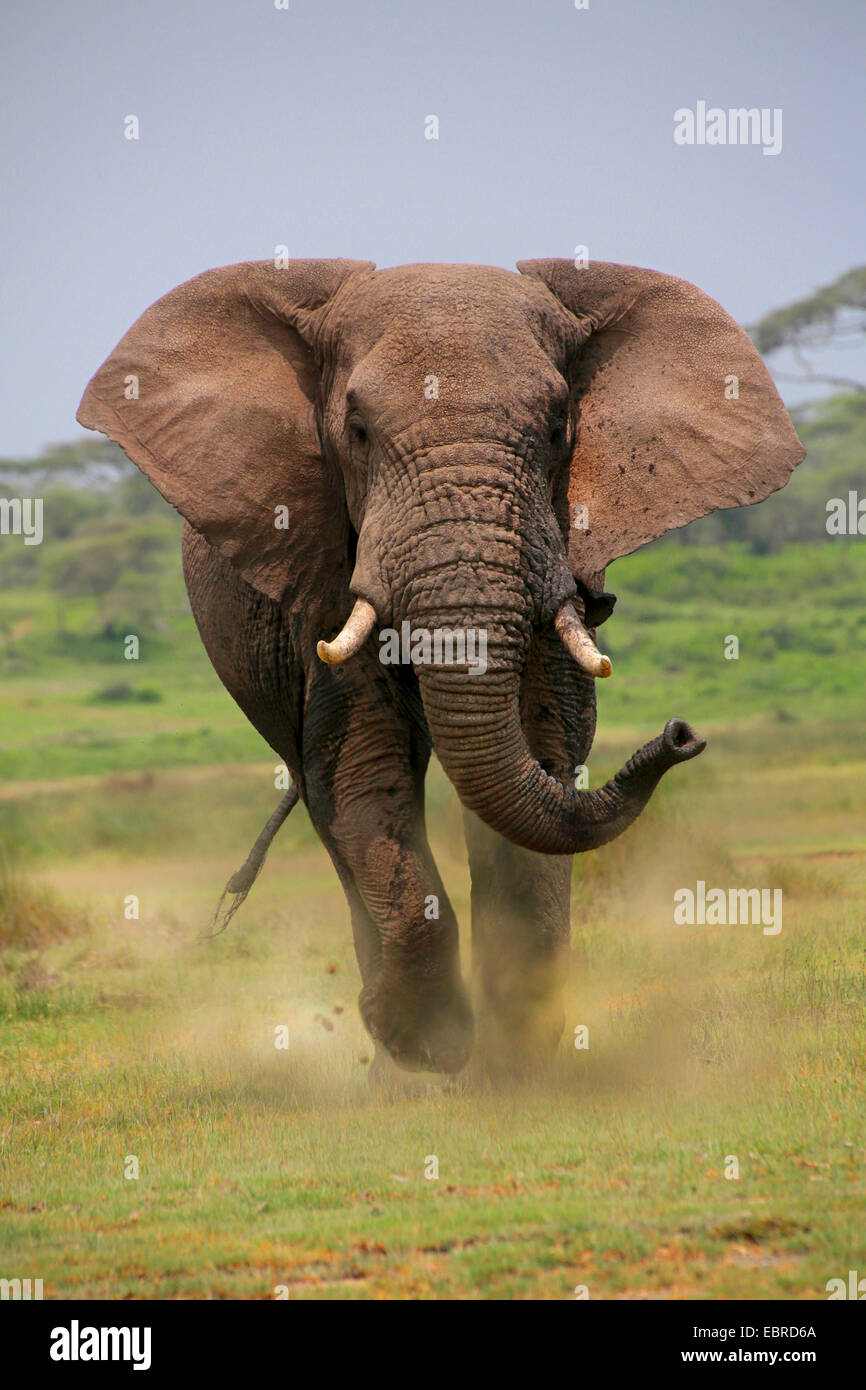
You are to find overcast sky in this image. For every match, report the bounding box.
[1,0,863,456]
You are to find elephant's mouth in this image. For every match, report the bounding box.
[575,580,617,628]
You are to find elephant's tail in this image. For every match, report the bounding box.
[204,784,299,938]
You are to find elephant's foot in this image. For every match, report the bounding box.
[360,975,474,1075]
[366,1046,440,1096]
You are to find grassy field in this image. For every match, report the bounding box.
[1,396,865,1298]
[1,717,864,1299]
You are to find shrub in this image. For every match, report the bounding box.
[89,682,162,704]
[0,853,86,950]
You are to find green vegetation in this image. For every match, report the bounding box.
[0,391,864,1298]
[750,265,866,395]
[1,395,865,783]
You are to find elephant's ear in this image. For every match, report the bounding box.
[517,259,805,589]
[77,258,374,606]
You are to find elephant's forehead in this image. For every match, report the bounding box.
[333,263,563,341]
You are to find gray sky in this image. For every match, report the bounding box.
[1,0,863,456]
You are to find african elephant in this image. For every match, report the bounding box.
[77,258,804,1075]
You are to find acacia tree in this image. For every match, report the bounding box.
[750,266,866,395]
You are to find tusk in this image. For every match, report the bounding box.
[317,599,377,665]
[554,601,612,678]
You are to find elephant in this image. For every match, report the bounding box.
[77,258,804,1076]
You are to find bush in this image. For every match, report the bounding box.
[0,853,86,950]
[89,682,162,704]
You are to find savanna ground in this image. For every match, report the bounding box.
[1,396,865,1299]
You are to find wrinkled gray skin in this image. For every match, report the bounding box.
[78,260,804,1076]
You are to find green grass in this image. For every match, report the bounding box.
[1,730,864,1299]
[2,537,866,780]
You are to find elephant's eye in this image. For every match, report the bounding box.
[347,414,368,446]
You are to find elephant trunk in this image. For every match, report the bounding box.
[348,452,705,856]
[415,613,704,856]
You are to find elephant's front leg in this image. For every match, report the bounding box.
[351,824,473,1073]
[303,660,473,1074]
[462,809,572,1069]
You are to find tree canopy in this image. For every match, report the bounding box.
[750,265,866,394]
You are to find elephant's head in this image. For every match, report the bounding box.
[78,258,804,853]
